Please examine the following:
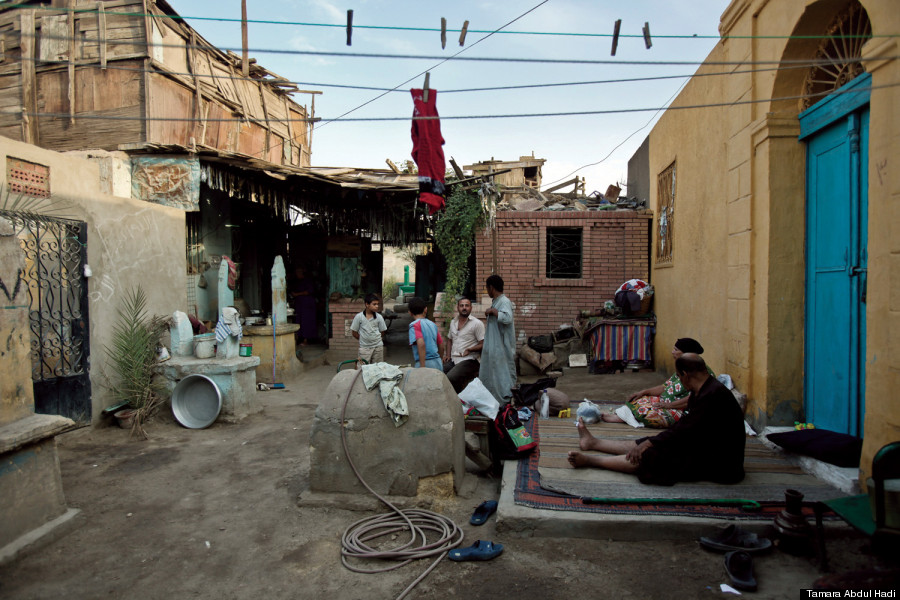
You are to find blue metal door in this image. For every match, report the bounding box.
[800,75,869,436]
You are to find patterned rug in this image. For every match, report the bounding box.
[513,410,845,520]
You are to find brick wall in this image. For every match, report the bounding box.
[475,210,652,345]
[328,299,366,355]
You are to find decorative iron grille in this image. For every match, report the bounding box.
[802,0,872,110]
[656,161,676,264]
[0,210,88,382]
[546,227,583,279]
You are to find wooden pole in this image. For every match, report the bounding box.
[241,0,249,77]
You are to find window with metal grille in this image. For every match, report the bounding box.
[7,157,50,198]
[546,227,582,279]
[656,161,676,264]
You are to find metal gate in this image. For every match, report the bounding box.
[0,210,91,422]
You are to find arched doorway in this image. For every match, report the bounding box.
[795,1,871,435]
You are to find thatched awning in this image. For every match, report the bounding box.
[121,143,429,245]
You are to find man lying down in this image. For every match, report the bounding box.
[568,353,746,486]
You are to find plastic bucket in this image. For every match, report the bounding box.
[239,343,252,357]
[193,333,216,359]
[171,374,222,429]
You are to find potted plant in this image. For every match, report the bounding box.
[105,286,169,439]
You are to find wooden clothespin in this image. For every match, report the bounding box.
[441,18,447,49]
[346,10,353,46]
[643,21,652,49]
[423,72,430,103]
[610,19,621,56]
[459,20,469,46]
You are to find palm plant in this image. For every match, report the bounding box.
[105,286,169,439]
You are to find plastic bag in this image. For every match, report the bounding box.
[458,377,500,420]
[576,399,603,424]
[539,391,550,419]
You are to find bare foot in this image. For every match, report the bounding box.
[568,451,592,468]
[601,413,625,423]
[575,417,603,451]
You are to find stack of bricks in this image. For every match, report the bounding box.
[475,210,651,347]
[328,299,366,356]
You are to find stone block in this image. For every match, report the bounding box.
[160,355,260,419]
[309,368,465,497]
[169,311,194,357]
[272,256,287,325]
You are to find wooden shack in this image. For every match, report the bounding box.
[0,0,313,166]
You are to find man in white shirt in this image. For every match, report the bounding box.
[442,297,485,393]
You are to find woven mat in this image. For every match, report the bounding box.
[513,409,845,519]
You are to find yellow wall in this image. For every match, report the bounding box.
[1,136,187,422]
[647,0,899,480]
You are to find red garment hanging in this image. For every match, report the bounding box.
[410,88,446,214]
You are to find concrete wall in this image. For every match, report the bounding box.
[0,218,35,425]
[475,211,651,346]
[626,137,651,203]
[1,136,187,423]
[644,0,899,479]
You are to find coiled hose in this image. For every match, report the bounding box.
[339,369,464,600]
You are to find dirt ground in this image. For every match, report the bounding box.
[0,351,892,600]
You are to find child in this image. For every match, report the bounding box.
[350,293,387,366]
[407,297,443,370]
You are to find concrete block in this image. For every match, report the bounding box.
[272,256,287,325]
[0,438,69,549]
[170,311,194,357]
[160,355,260,419]
[309,368,465,497]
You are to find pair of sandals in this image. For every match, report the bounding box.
[449,501,503,562]
[700,524,773,592]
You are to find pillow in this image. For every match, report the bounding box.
[767,429,863,468]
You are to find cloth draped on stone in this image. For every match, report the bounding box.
[361,363,409,427]
[478,294,516,404]
[215,306,243,343]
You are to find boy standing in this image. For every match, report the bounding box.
[350,293,387,365]
[407,297,443,370]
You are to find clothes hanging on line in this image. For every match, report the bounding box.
[410,88,446,214]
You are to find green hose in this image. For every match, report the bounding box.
[582,497,762,511]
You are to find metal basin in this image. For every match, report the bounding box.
[171,374,222,429]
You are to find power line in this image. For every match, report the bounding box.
[19,31,894,69]
[4,53,820,97]
[314,0,552,131]
[0,2,893,41]
[542,80,689,188]
[18,81,896,125]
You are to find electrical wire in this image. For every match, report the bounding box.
[17,31,891,69]
[6,52,831,94]
[542,79,689,188]
[0,2,894,41]
[18,80,899,124]
[314,0,552,131]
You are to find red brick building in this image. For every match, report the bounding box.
[475,210,652,345]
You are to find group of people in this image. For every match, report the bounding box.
[348,275,747,487]
[348,274,517,407]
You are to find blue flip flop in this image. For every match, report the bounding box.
[448,540,504,562]
[470,500,498,525]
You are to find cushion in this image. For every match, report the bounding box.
[767,429,863,468]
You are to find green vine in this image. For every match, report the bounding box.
[434,187,484,328]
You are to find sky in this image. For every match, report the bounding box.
[169,0,732,196]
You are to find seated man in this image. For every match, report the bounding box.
[442,297,485,393]
[568,354,745,486]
